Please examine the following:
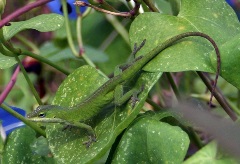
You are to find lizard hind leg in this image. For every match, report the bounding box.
[83,134,97,148]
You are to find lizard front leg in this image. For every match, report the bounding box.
[63,121,96,148]
[114,39,146,73]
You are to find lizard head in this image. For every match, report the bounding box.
[27,105,64,119]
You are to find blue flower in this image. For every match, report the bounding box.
[226,0,240,19]
[47,0,88,19]
[0,106,25,136]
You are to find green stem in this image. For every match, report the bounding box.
[187,127,204,148]
[146,98,163,111]
[2,35,70,75]
[143,0,160,12]
[165,72,181,101]
[166,0,180,16]
[76,17,83,50]
[237,90,240,109]
[0,43,14,57]
[14,56,43,105]
[15,34,40,54]
[76,16,96,67]
[99,19,130,51]
[197,72,237,121]
[1,42,43,105]
[104,14,130,45]
[1,39,70,75]
[225,97,240,115]
[64,0,99,68]
[184,72,191,95]
[0,104,46,137]
[75,13,107,77]
[0,30,15,57]
[141,1,151,12]
[155,82,166,107]
[88,0,119,12]
[81,6,92,17]
[21,50,70,75]
[61,0,78,57]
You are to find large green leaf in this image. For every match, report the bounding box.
[39,42,108,63]
[54,12,131,74]
[81,12,131,74]
[2,127,53,163]
[184,141,239,164]
[0,55,16,69]
[45,65,162,163]
[0,14,64,69]
[3,14,64,40]
[129,0,240,89]
[112,116,189,163]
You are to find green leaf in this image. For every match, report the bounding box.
[53,12,131,74]
[45,65,162,163]
[154,0,172,14]
[183,141,239,164]
[129,0,240,89]
[0,54,16,69]
[30,136,51,156]
[98,36,131,74]
[3,14,64,40]
[39,42,108,63]
[85,45,108,63]
[81,12,132,74]
[112,116,189,163]
[2,127,53,163]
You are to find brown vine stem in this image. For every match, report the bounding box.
[88,0,119,12]
[0,0,53,29]
[197,72,237,121]
[74,1,140,17]
[142,0,159,12]
[185,33,220,108]
[0,66,20,104]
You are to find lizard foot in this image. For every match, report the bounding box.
[131,84,145,108]
[132,39,146,58]
[62,125,74,131]
[83,134,97,148]
[131,96,139,108]
[62,125,72,131]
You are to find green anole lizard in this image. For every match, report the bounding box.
[27,32,220,147]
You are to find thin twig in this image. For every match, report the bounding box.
[105,14,130,45]
[142,0,160,12]
[146,98,163,111]
[14,56,43,105]
[74,1,140,17]
[0,66,20,104]
[193,34,221,108]
[165,72,181,101]
[197,72,237,121]
[21,50,70,75]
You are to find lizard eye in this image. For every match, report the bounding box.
[38,112,46,118]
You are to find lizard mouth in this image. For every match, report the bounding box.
[27,117,66,123]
